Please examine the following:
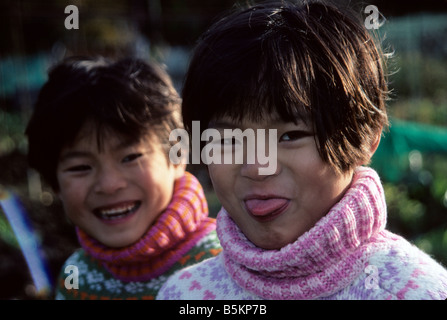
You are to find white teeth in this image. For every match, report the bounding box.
[97,202,139,220]
[100,204,135,216]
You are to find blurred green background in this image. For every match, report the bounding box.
[0,0,446,299]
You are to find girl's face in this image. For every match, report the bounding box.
[208,115,354,250]
[56,124,185,248]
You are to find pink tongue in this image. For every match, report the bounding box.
[245,198,288,216]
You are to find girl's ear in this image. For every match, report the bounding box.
[359,130,382,167]
[370,131,382,155]
[173,163,187,180]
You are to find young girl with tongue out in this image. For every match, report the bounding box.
[157,1,447,300]
[25,56,221,299]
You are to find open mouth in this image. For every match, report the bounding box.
[93,201,141,221]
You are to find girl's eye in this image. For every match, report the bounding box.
[279,131,312,142]
[122,153,143,163]
[221,137,238,146]
[65,165,91,172]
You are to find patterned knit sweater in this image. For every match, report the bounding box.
[55,231,221,300]
[55,172,222,300]
[157,167,447,300]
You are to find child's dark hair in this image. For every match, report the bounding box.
[26,56,182,190]
[181,0,389,173]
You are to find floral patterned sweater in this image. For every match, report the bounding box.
[55,231,221,300]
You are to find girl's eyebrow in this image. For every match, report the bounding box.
[115,138,137,150]
[58,150,91,163]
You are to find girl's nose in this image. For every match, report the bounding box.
[93,165,127,194]
[240,156,281,181]
[240,130,280,180]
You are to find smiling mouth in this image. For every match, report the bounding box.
[93,201,141,221]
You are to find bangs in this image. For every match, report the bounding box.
[212,39,313,126]
[69,119,138,153]
[57,83,145,154]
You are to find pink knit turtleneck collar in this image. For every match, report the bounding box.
[217,167,387,299]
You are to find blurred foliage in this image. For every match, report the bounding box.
[388,55,447,127]
[383,154,447,264]
[390,55,447,100]
[391,98,447,127]
[0,213,19,248]
[0,111,28,157]
[376,12,447,268]
[0,0,237,56]
[1,0,446,56]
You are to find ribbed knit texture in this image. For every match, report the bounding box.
[157,167,447,300]
[77,171,216,282]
